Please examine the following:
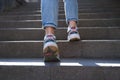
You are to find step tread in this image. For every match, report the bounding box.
[0,58,120,67]
[0,40,119,58]
[0,27,119,40]
[1,18,120,22]
[0,19,119,28]
[0,39,120,43]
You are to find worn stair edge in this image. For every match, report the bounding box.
[0,27,119,41]
[0,19,120,28]
[2,7,120,14]
[3,8,120,15]
[0,58,120,80]
[0,58,120,67]
[0,40,120,58]
[7,6,120,12]
[0,12,120,20]
[5,3,120,11]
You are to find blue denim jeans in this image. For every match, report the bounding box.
[41,0,78,29]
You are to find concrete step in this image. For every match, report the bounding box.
[0,12,120,20]
[0,14,41,20]
[26,0,120,6]
[0,19,119,28]
[0,27,119,41]
[0,58,120,80]
[14,1,120,7]
[1,0,119,15]
[60,5,120,9]
[15,5,120,11]
[77,0,120,2]
[14,1,120,10]
[2,8,120,15]
[0,40,119,58]
[60,8,120,14]
[10,6,119,14]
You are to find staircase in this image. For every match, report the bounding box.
[0,0,120,80]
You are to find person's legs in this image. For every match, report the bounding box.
[64,0,80,41]
[64,0,78,26]
[41,0,60,62]
[41,0,59,34]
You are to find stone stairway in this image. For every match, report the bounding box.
[0,0,120,80]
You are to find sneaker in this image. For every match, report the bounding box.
[67,26,80,42]
[43,34,60,62]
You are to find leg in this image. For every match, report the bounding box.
[41,0,59,34]
[64,0,80,41]
[64,0,78,27]
[41,0,60,62]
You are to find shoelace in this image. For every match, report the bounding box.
[67,26,78,34]
[44,35,56,43]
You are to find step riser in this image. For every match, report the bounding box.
[0,41,119,58]
[0,19,120,28]
[60,6,120,9]
[0,28,119,41]
[0,66,119,80]
[21,1,120,6]
[15,3,120,7]
[15,6,120,11]
[0,13,120,20]
[4,9,120,15]
[11,8,119,14]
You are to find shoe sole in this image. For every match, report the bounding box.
[68,34,80,42]
[43,45,60,62]
[69,37,80,42]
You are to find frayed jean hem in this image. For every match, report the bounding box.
[42,23,57,29]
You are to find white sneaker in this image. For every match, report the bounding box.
[67,26,80,42]
[43,34,60,62]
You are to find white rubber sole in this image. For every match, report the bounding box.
[43,42,58,50]
[68,33,80,42]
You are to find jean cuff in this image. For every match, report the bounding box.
[42,23,57,29]
[67,18,78,25]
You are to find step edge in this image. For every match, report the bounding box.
[0,58,120,67]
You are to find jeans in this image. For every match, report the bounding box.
[41,0,78,29]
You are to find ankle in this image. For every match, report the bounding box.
[68,21,77,27]
[45,27,55,35]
